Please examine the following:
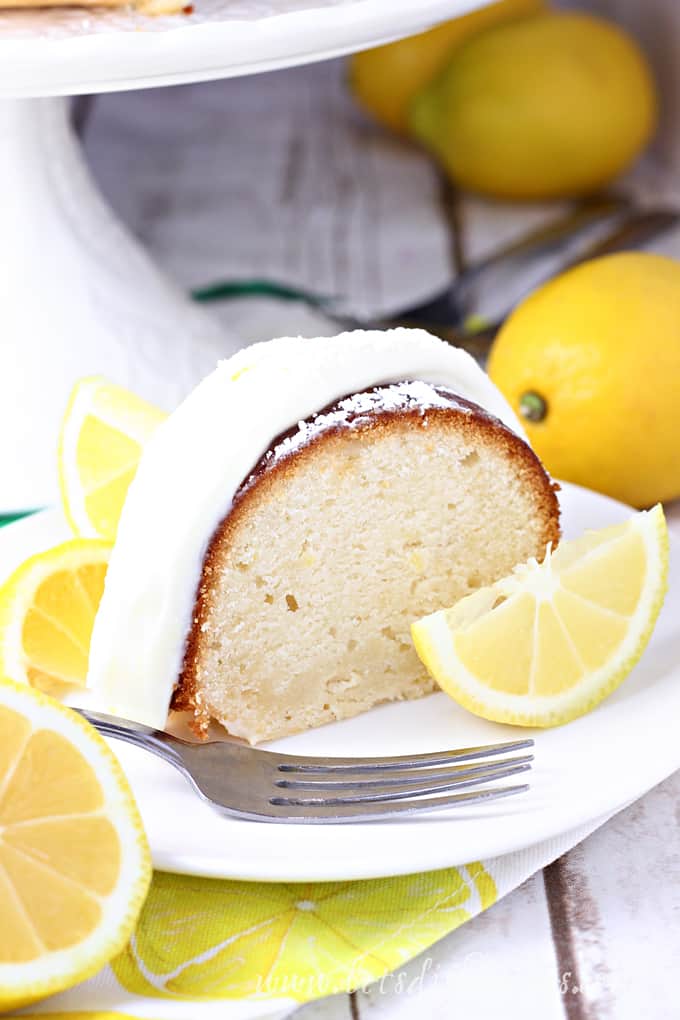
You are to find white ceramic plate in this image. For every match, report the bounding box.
[0,0,488,98]
[1,483,679,882]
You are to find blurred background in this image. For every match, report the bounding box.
[5,0,680,515]
[80,0,679,341]
[72,0,680,515]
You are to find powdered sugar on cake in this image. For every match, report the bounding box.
[268,380,460,456]
[240,380,509,499]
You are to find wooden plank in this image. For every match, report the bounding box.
[544,855,613,1019]
[544,769,680,1020]
[344,874,565,1019]
[294,993,354,1019]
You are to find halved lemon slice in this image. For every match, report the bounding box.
[0,679,150,1012]
[412,505,668,727]
[0,539,111,697]
[59,376,166,541]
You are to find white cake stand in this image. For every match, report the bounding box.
[0,0,486,510]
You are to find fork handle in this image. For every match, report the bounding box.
[76,707,184,770]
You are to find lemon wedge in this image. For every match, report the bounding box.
[0,539,111,697]
[412,506,668,727]
[0,679,151,1012]
[59,377,166,541]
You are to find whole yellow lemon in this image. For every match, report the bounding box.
[349,0,545,136]
[488,253,680,508]
[410,11,657,199]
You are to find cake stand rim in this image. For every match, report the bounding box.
[0,0,492,98]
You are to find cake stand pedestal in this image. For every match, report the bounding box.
[0,0,488,510]
[1,95,233,511]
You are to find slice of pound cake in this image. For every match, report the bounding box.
[88,330,560,743]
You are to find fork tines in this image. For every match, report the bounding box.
[268,738,533,822]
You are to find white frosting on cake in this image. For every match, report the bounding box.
[87,329,526,728]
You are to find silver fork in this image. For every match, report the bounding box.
[79,709,533,824]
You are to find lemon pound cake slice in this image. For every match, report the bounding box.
[174,382,559,741]
[88,330,560,743]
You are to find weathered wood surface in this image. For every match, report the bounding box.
[82,59,680,1020]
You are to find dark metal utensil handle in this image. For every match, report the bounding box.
[383,206,680,359]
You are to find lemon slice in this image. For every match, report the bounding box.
[0,679,150,1012]
[412,506,668,727]
[59,377,166,541]
[0,539,111,697]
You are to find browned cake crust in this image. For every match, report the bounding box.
[173,384,560,735]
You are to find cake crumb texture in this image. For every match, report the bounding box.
[176,404,560,743]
